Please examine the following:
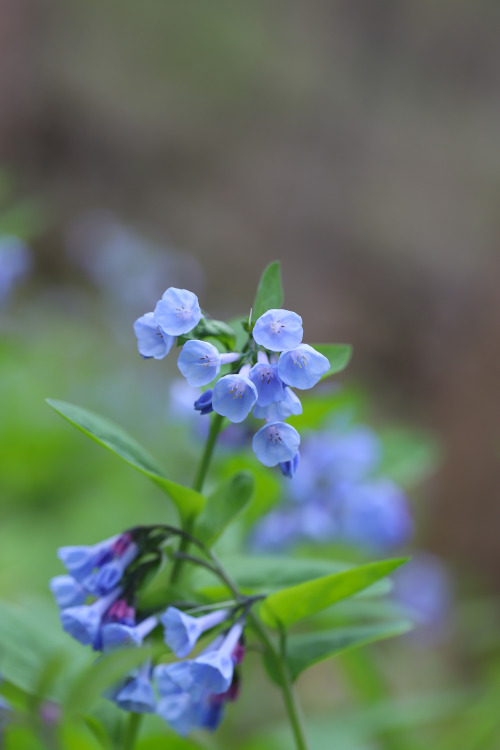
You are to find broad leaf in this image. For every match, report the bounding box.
[46,400,205,522]
[252,261,283,322]
[177,318,236,351]
[194,471,255,546]
[259,557,408,628]
[313,344,352,380]
[286,620,412,680]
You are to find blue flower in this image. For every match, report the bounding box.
[133,312,175,359]
[101,615,158,652]
[49,575,87,609]
[194,389,213,415]
[112,662,156,714]
[212,375,258,423]
[57,535,118,582]
[253,386,302,421]
[252,309,303,352]
[189,623,243,696]
[161,607,229,658]
[0,236,32,304]
[83,542,139,596]
[177,341,240,387]
[248,363,283,406]
[252,422,301,467]
[278,344,329,389]
[157,690,201,737]
[153,288,202,336]
[280,450,300,478]
[60,586,122,646]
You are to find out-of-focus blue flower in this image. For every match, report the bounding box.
[212,375,258,423]
[49,575,87,609]
[57,535,119,582]
[252,422,301,467]
[83,542,139,596]
[248,363,283,406]
[0,236,32,304]
[280,451,300,479]
[60,586,122,646]
[338,478,413,550]
[112,662,156,714]
[101,615,158,652]
[189,623,243,697]
[133,312,175,359]
[252,309,303,351]
[154,288,202,336]
[0,694,11,729]
[161,607,229,659]
[177,341,240,387]
[250,510,302,550]
[278,344,329,389]
[194,389,213,415]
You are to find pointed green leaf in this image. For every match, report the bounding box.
[194,471,255,546]
[286,620,412,680]
[313,344,352,379]
[252,261,283,322]
[46,399,205,522]
[259,557,408,629]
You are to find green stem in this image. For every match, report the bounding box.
[123,713,142,750]
[169,413,224,585]
[208,551,310,750]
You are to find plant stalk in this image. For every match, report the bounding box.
[123,712,142,750]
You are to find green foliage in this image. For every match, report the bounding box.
[46,400,205,522]
[259,558,408,628]
[178,318,236,351]
[379,427,441,488]
[286,621,411,680]
[314,344,353,380]
[194,471,255,546]
[251,261,283,322]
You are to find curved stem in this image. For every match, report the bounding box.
[123,713,142,750]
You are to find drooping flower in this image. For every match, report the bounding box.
[278,344,329,389]
[111,661,157,714]
[188,622,243,697]
[57,535,119,582]
[177,341,240,387]
[49,575,87,609]
[252,422,301,467]
[253,386,302,421]
[154,288,202,336]
[212,375,258,423]
[248,363,283,406]
[161,607,230,658]
[252,309,303,352]
[101,615,158,652]
[194,389,213,415]
[83,541,139,596]
[133,312,175,359]
[60,586,122,646]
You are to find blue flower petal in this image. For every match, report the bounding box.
[212,375,258,423]
[177,340,221,387]
[252,309,303,351]
[133,312,175,359]
[278,344,329,389]
[248,363,284,406]
[154,288,202,336]
[252,422,301,467]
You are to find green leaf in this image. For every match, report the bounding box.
[177,318,236,351]
[379,428,440,488]
[313,344,352,380]
[46,400,205,522]
[194,471,255,546]
[252,261,283,322]
[259,557,408,629]
[286,620,412,680]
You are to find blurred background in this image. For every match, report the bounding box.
[1,1,500,747]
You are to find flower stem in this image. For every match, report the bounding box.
[123,713,142,750]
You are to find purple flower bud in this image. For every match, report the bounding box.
[194,389,213,415]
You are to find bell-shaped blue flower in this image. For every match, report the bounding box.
[112,662,156,714]
[194,389,213,415]
[252,422,301,467]
[83,542,139,596]
[278,344,329,389]
[50,575,87,609]
[177,341,240,387]
[161,607,229,658]
[157,690,201,737]
[189,623,243,696]
[280,450,300,478]
[133,312,175,360]
[60,586,122,646]
[57,535,118,582]
[253,386,302,421]
[154,287,202,336]
[252,309,303,352]
[212,375,257,423]
[248,363,283,406]
[101,615,158,652]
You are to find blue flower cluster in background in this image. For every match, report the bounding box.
[51,530,247,736]
[0,236,31,305]
[134,288,330,472]
[252,425,414,552]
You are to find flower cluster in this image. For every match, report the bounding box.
[51,530,246,736]
[252,425,413,552]
[134,288,330,473]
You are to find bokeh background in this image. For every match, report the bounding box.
[1,1,500,747]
